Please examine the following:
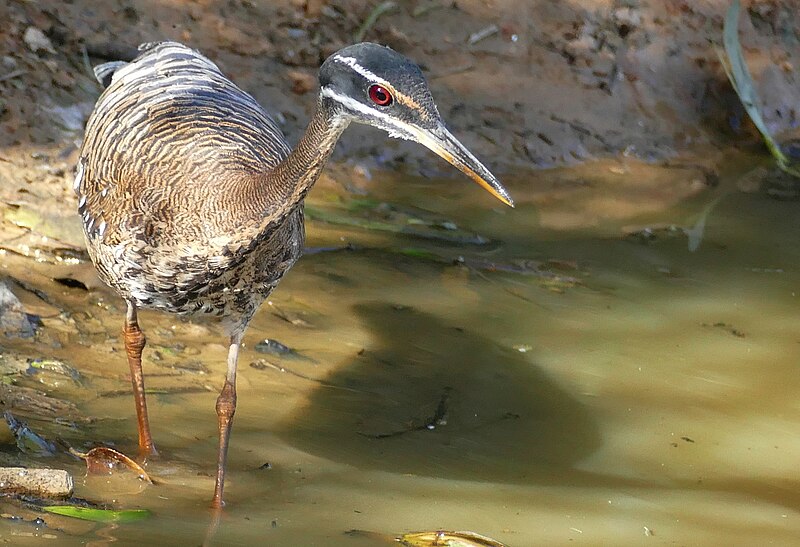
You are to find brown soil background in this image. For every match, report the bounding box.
[0,0,798,176]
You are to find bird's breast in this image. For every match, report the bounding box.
[88,208,305,325]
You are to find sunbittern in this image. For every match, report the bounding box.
[76,41,512,507]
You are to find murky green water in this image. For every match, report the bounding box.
[2,153,800,545]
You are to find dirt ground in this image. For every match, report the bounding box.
[0,0,798,176]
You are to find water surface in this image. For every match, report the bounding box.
[2,154,799,545]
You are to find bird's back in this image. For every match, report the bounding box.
[77,41,291,247]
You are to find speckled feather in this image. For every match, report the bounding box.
[77,42,343,332]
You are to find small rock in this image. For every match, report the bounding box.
[0,282,35,338]
[4,411,56,456]
[286,28,308,40]
[0,467,73,498]
[23,27,56,55]
[45,102,93,133]
[254,339,293,356]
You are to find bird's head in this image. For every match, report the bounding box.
[319,43,513,207]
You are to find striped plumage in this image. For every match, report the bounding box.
[78,42,321,332]
[77,41,511,508]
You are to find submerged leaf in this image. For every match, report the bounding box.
[254,338,295,356]
[27,358,83,384]
[398,530,507,547]
[254,338,315,362]
[42,506,150,523]
[70,446,153,484]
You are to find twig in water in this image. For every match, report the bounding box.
[254,360,363,393]
[358,387,451,439]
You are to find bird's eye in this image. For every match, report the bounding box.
[368,84,393,106]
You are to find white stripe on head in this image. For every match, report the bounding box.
[332,55,392,88]
[320,86,413,140]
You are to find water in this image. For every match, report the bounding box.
[1,153,799,545]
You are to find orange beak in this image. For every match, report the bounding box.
[410,123,514,207]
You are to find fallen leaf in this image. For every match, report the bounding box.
[42,506,150,523]
[399,530,507,547]
[70,446,153,484]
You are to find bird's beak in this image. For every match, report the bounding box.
[410,123,514,207]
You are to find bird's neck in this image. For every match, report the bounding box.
[257,99,349,223]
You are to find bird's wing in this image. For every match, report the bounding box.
[77,42,292,245]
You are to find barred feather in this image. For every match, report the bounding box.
[77,42,327,331]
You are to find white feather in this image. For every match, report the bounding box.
[320,86,413,140]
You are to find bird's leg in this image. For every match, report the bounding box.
[123,301,157,459]
[211,333,242,508]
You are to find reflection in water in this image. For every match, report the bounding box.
[86,523,119,547]
[278,302,601,483]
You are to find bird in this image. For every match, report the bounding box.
[75,40,513,508]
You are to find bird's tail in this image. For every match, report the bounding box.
[93,61,127,89]
[92,42,171,89]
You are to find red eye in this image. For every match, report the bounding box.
[368,84,393,106]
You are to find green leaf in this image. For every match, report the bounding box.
[720,0,800,177]
[42,506,151,523]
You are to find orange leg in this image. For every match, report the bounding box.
[123,302,157,459]
[211,334,241,508]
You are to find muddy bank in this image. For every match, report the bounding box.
[0,0,798,176]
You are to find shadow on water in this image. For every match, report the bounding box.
[276,301,602,484]
[5,154,800,544]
